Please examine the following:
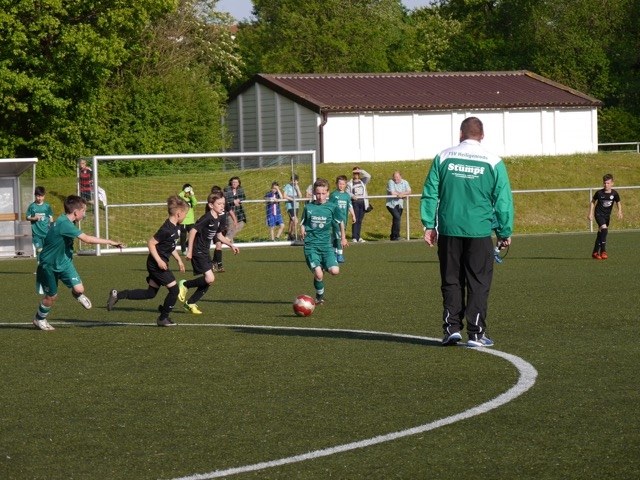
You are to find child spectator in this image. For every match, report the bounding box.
[25,186,54,266]
[106,196,188,326]
[178,192,240,314]
[224,176,246,241]
[33,195,124,331]
[78,159,94,205]
[265,181,285,240]
[300,178,348,304]
[284,174,303,240]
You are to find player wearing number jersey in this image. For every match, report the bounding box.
[26,186,54,264]
[300,178,348,304]
[32,195,124,331]
[178,193,239,314]
[329,175,355,263]
[106,196,188,326]
[588,173,622,259]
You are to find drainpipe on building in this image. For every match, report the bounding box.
[319,111,328,164]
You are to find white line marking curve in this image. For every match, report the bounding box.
[158,324,539,480]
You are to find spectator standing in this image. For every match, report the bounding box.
[284,174,303,240]
[265,181,285,240]
[78,159,93,205]
[386,171,412,241]
[421,117,513,347]
[224,176,246,241]
[347,166,371,243]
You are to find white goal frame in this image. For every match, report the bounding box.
[87,151,317,255]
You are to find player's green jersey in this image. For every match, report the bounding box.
[301,201,341,247]
[328,190,352,224]
[26,201,54,239]
[39,215,82,271]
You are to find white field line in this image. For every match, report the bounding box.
[7,322,537,479]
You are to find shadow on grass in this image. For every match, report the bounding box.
[229,326,442,348]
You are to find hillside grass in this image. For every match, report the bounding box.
[36,152,640,242]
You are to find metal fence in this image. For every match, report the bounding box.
[598,142,640,153]
[370,185,639,239]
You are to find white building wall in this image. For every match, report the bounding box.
[321,107,598,162]
[227,85,598,161]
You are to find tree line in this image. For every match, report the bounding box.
[2,0,638,177]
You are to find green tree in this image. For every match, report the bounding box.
[102,0,242,162]
[0,0,177,173]
[238,0,409,75]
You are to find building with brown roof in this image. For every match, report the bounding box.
[225,71,602,162]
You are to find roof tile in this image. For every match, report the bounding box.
[230,71,602,112]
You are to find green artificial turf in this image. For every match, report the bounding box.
[1,232,639,479]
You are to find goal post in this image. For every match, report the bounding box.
[80,151,317,255]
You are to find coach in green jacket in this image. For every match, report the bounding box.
[421,116,514,348]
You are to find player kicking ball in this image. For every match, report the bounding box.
[33,195,124,331]
[300,178,348,305]
[178,192,239,314]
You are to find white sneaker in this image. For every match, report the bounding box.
[358,238,367,243]
[76,294,92,309]
[33,318,55,331]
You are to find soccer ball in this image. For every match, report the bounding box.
[293,294,315,317]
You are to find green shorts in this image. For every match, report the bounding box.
[32,235,46,251]
[36,264,82,296]
[304,245,338,272]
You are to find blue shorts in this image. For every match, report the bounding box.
[266,214,284,227]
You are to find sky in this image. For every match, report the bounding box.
[217,0,432,21]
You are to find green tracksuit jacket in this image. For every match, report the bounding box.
[420,139,514,239]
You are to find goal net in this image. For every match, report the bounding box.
[78,151,316,255]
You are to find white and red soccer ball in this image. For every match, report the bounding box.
[293,294,315,317]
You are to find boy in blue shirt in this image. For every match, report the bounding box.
[265,181,285,240]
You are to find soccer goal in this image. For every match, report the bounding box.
[79,151,316,255]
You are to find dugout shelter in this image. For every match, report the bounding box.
[0,158,37,257]
[225,70,603,163]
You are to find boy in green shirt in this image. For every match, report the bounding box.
[300,178,348,304]
[33,195,124,331]
[329,175,356,263]
[25,186,54,265]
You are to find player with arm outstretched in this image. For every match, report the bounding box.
[33,195,124,331]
